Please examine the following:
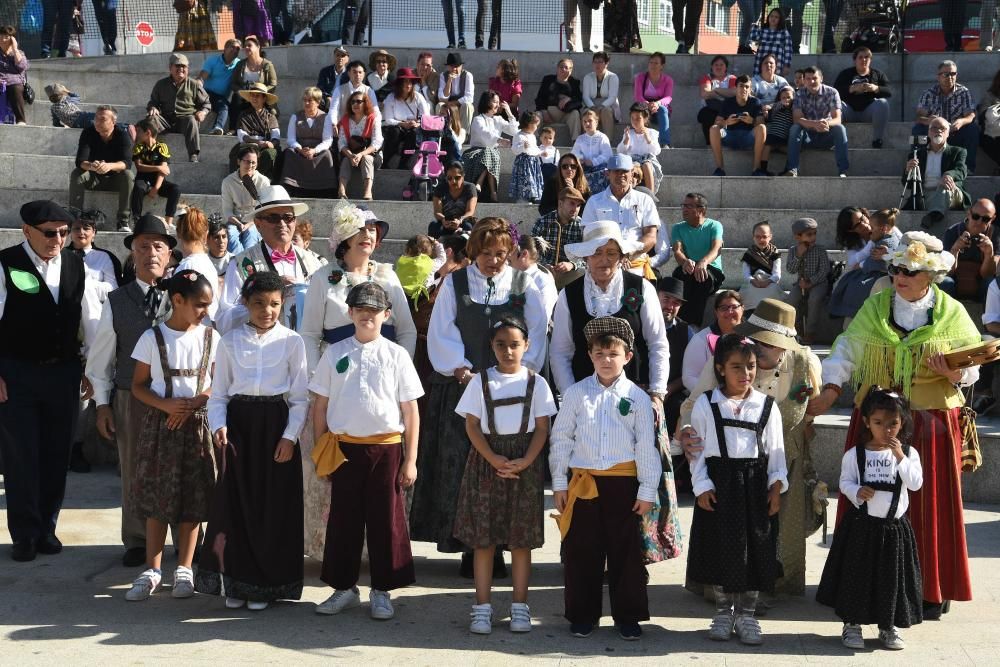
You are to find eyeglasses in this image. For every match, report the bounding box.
[939,71,958,77]
[717,304,743,312]
[350,99,364,105]
[970,212,993,223]
[560,164,577,170]
[38,227,71,238]
[888,264,922,277]
[260,213,296,225]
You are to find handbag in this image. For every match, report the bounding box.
[959,388,983,472]
[23,72,34,105]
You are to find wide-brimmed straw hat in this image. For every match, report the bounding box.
[253,184,309,217]
[238,82,279,106]
[564,220,644,260]
[369,49,397,72]
[734,298,801,350]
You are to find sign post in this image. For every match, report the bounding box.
[135,21,155,52]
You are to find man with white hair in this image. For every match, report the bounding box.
[906,117,970,229]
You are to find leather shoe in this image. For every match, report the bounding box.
[35,534,63,555]
[122,547,147,567]
[12,541,37,562]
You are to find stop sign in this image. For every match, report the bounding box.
[135,21,155,47]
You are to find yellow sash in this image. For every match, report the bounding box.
[311,431,402,477]
[629,255,656,281]
[551,461,638,540]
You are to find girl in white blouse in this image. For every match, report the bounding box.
[618,103,662,192]
[198,271,310,611]
[687,335,786,646]
[571,109,612,194]
[508,112,544,203]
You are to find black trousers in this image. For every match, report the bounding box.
[671,0,703,46]
[341,0,371,45]
[131,173,182,218]
[91,0,119,51]
[0,358,81,544]
[673,264,725,327]
[476,0,502,48]
[941,0,969,50]
[41,0,75,56]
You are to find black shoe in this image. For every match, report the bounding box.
[942,600,952,614]
[12,541,36,562]
[618,622,642,640]
[737,44,754,54]
[35,534,62,555]
[923,600,944,620]
[920,210,945,229]
[675,42,687,54]
[122,547,146,567]
[69,442,91,473]
[872,139,883,149]
[571,623,594,638]
[457,39,467,49]
[492,549,508,578]
[459,551,474,578]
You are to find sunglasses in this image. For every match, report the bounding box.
[350,99,364,105]
[939,71,958,77]
[970,212,993,223]
[888,264,922,277]
[260,213,296,225]
[38,227,70,238]
[560,163,577,170]
[717,304,743,312]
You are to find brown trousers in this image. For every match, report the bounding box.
[563,475,650,625]
[113,390,147,549]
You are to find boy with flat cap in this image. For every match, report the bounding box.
[0,200,89,562]
[784,217,830,345]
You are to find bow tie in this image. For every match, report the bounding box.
[270,248,296,265]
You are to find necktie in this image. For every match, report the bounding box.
[142,286,163,320]
[271,248,296,265]
[73,247,85,258]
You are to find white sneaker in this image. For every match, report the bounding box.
[171,566,195,598]
[225,597,246,609]
[125,568,162,601]
[370,589,394,620]
[734,615,763,645]
[315,587,361,615]
[708,613,734,641]
[509,602,531,632]
[841,623,864,649]
[470,603,493,634]
[879,626,905,650]
[247,600,269,611]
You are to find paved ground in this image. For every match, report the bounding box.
[1,468,999,665]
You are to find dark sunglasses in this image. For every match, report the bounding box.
[260,213,296,225]
[970,212,993,223]
[888,264,922,277]
[939,71,958,77]
[39,227,70,238]
[350,99,365,105]
[560,163,577,170]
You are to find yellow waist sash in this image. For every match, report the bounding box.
[312,431,402,477]
[552,461,638,540]
[629,256,656,281]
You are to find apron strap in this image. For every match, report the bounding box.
[195,326,213,396]
[152,325,173,399]
[518,371,536,434]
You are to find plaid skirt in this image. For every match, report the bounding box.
[463,146,502,184]
[174,0,217,51]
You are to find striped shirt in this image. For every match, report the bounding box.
[748,26,794,74]
[917,83,976,123]
[549,373,662,502]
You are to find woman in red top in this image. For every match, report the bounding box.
[488,59,522,115]
[338,92,383,200]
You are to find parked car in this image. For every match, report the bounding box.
[903,0,983,51]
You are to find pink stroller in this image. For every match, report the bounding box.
[402,114,448,201]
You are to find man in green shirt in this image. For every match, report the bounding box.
[670,192,724,326]
[146,53,211,163]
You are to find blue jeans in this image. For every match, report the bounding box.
[652,106,671,147]
[207,91,230,131]
[226,223,263,254]
[841,98,889,142]
[442,0,466,45]
[737,0,763,46]
[785,124,850,173]
[911,122,978,172]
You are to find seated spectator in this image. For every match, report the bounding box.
[441,108,467,164]
[582,51,620,134]
[752,53,789,111]
[978,69,1000,170]
[697,55,737,145]
[941,198,999,301]
[330,59,379,120]
[572,109,613,193]
[229,36,278,130]
[536,58,584,142]
[45,83,133,135]
[207,216,232,283]
[681,290,744,391]
[221,144,267,253]
[462,91,517,203]
[229,82,281,179]
[633,52,673,147]
[429,162,478,238]
[755,85,794,176]
[784,217,830,344]
[489,58,522,115]
[783,66,849,178]
[835,205,874,270]
[537,152,591,216]
[538,126,560,181]
[69,105,134,232]
[337,91,383,200]
[531,185,586,288]
[834,46,891,149]
[739,220,783,311]
[130,119,181,229]
[829,207,901,324]
[668,192,724,325]
[382,68,430,169]
[0,26,29,125]
[198,38,242,136]
[316,45,350,110]
[437,52,475,132]
[146,53,210,162]
[367,49,396,105]
[281,86,336,198]
[617,102,662,191]
[416,51,439,108]
[907,118,971,229]
[708,74,765,176]
[749,9,793,77]
[292,219,328,267]
[793,68,806,90]
[913,60,979,172]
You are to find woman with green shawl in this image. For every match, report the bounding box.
[810,231,981,621]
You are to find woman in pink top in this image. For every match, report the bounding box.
[488,59,522,115]
[633,52,673,147]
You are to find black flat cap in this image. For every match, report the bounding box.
[20,200,76,227]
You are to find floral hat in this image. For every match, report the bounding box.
[328,200,389,251]
[889,231,955,276]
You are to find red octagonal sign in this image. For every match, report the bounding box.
[135,21,155,47]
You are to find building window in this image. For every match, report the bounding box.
[706,0,728,32]
[659,0,673,31]
[638,0,650,26]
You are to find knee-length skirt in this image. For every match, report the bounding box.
[508,154,544,202]
[463,146,502,184]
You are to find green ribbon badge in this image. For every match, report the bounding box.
[618,397,633,416]
[336,355,350,374]
[9,268,40,294]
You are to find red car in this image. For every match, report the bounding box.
[903,0,984,51]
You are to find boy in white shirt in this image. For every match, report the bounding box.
[310,282,423,622]
[550,316,661,641]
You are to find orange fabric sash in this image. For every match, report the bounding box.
[312,431,402,477]
[629,256,656,281]
[551,461,638,540]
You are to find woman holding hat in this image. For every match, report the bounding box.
[382,68,431,170]
[280,87,338,198]
[229,83,282,180]
[299,202,416,560]
[367,49,397,104]
[679,298,824,596]
[549,219,669,404]
[809,231,981,618]
[229,36,278,131]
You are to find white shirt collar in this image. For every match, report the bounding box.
[591,372,630,394]
[584,268,623,295]
[21,240,61,267]
[894,288,936,312]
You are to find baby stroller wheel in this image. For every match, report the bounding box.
[417,180,431,202]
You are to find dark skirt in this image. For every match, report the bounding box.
[582,164,609,194]
[131,407,215,525]
[409,374,472,552]
[463,146,502,183]
[817,504,923,628]
[508,154,544,202]
[452,431,545,550]
[280,147,338,191]
[196,397,304,602]
[604,0,642,52]
[686,456,782,593]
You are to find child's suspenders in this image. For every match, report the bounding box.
[855,443,909,517]
[703,389,774,460]
[152,325,213,399]
[480,369,536,436]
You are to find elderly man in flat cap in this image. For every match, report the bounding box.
[147,53,211,163]
[0,200,91,562]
